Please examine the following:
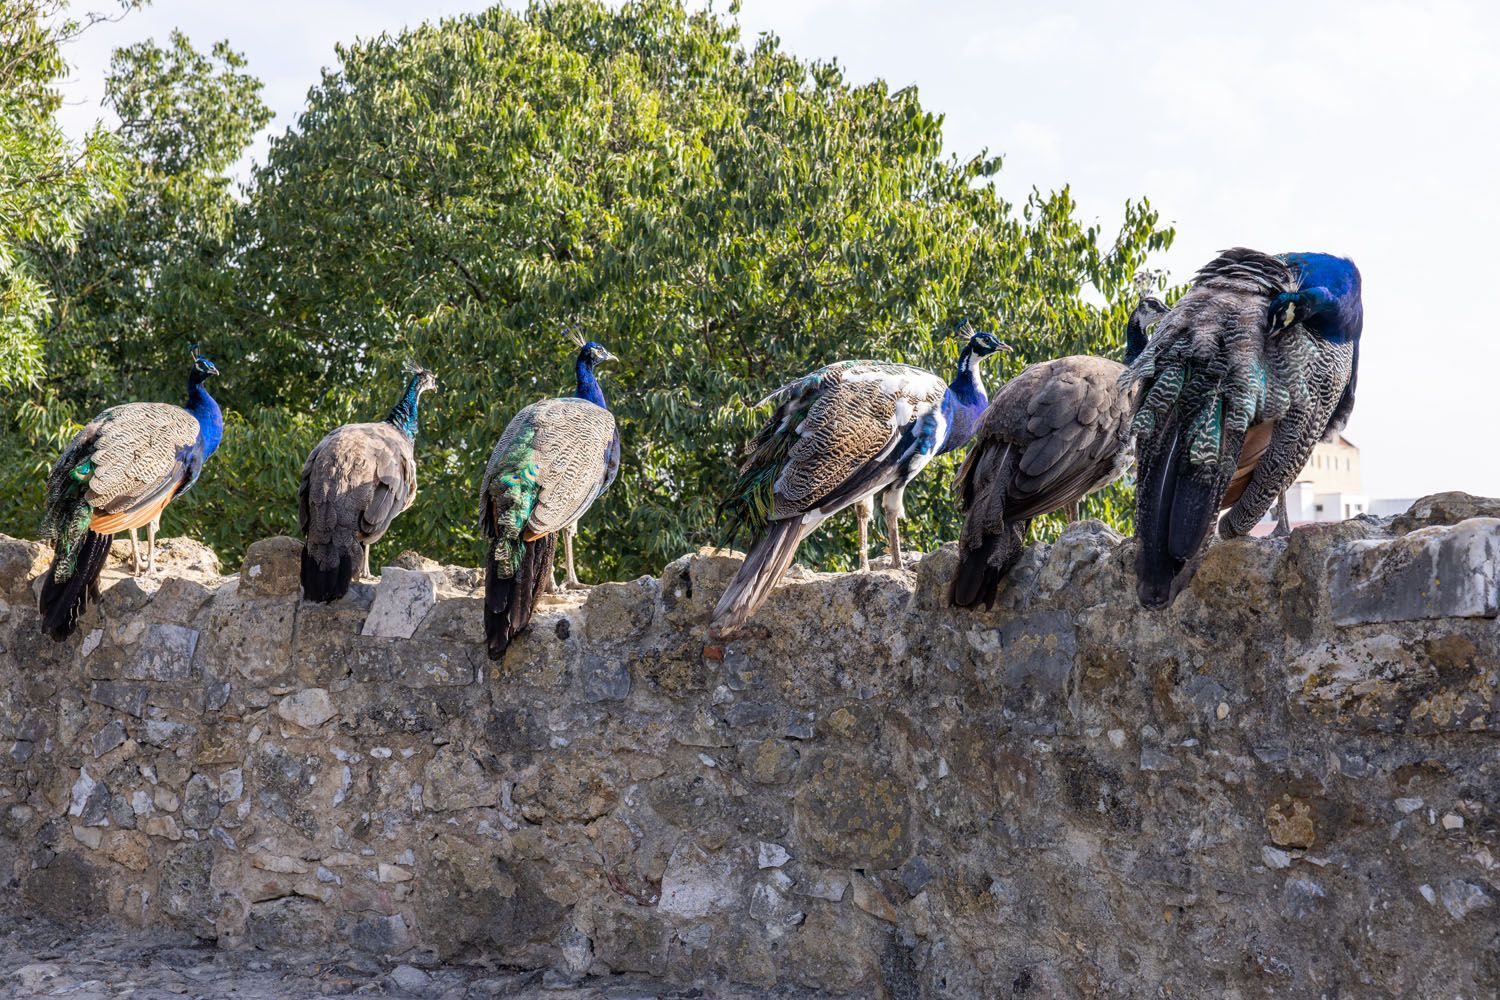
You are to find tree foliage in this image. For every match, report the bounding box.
[0,0,132,390]
[0,0,1172,580]
[0,22,268,532]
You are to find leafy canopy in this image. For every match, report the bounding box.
[1,0,1172,579]
[0,0,134,390]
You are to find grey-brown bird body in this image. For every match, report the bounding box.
[950,358,1135,607]
[298,422,418,600]
[1124,248,1361,608]
[949,299,1167,608]
[713,331,1010,634]
[299,366,436,603]
[38,350,222,640]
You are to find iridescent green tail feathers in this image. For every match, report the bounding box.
[38,446,108,640]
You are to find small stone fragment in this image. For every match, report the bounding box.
[91,720,127,757]
[274,688,335,729]
[1439,879,1492,921]
[757,842,791,869]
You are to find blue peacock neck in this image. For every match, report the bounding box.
[575,350,607,409]
[385,375,425,439]
[186,371,223,459]
[938,345,988,454]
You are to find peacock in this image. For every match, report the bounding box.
[712,327,1011,634]
[298,361,439,602]
[950,296,1169,608]
[37,346,224,640]
[480,333,619,661]
[1123,248,1362,608]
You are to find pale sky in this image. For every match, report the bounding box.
[57,1,1500,500]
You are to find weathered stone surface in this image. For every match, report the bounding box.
[362,566,439,639]
[1329,517,1500,625]
[238,535,302,598]
[274,688,335,729]
[793,755,910,870]
[0,534,49,603]
[2,510,1499,997]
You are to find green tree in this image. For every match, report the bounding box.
[0,26,268,536]
[2,0,1172,581]
[218,0,1170,578]
[0,0,130,389]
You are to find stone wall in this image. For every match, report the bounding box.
[1,494,1498,998]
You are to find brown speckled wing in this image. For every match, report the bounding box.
[81,403,200,513]
[517,397,617,537]
[772,363,946,518]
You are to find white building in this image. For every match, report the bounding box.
[1250,436,1414,534]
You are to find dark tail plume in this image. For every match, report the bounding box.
[1136,424,1192,609]
[950,521,1026,609]
[485,534,556,661]
[39,530,113,641]
[300,543,358,603]
[711,518,803,633]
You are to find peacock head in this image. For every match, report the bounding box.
[954,320,1012,360]
[404,359,439,395]
[581,341,617,367]
[189,345,220,382]
[1270,253,1362,345]
[564,326,617,371]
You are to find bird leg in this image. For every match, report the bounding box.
[1066,501,1080,523]
[882,487,906,570]
[1272,493,1292,538]
[855,499,872,572]
[360,544,372,581]
[146,517,158,575]
[563,525,590,590]
[130,528,143,575]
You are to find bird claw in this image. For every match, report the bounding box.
[564,580,593,591]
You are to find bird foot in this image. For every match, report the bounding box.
[564,580,593,592]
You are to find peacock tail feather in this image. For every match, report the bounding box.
[486,424,542,576]
[40,452,99,584]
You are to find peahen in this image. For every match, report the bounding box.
[37,346,224,640]
[950,296,1169,608]
[299,361,439,602]
[480,333,619,661]
[713,327,1010,634]
[1123,248,1362,608]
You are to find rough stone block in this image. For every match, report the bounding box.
[1329,518,1500,625]
[584,577,658,641]
[196,589,296,684]
[362,566,439,639]
[238,536,302,598]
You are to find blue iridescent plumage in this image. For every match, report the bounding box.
[1123,248,1363,607]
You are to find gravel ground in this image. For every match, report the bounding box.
[0,907,776,1000]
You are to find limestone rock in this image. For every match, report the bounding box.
[361,566,439,639]
[1328,518,1500,625]
[238,536,302,598]
[793,755,910,870]
[274,688,336,729]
